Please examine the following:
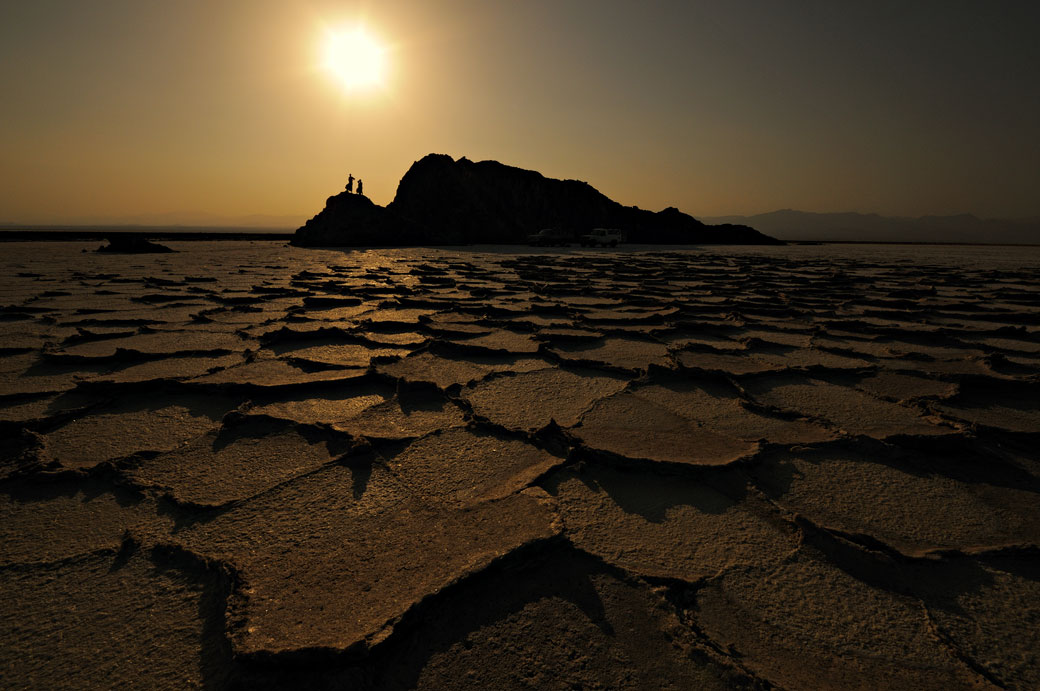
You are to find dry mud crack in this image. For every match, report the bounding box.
[2,241,1039,689]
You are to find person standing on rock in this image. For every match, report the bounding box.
[357,179,363,196]
[345,174,354,193]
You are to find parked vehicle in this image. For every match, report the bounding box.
[580,228,623,247]
[527,228,573,247]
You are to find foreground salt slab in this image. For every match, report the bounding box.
[689,546,988,690]
[547,465,798,581]
[43,392,238,469]
[752,443,1040,554]
[0,547,231,689]
[176,464,557,654]
[465,366,629,430]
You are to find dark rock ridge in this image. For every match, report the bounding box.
[701,209,1040,244]
[292,154,781,246]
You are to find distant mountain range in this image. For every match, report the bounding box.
[699,210,1040,244]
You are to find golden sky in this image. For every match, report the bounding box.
[1,1,1038,226]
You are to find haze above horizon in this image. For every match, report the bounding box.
[1,1,1038,226]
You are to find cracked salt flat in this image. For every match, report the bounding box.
[1,240,1038,689]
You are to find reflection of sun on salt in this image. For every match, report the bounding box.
[323,26,387,91]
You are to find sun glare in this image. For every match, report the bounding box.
[323,26,387,92]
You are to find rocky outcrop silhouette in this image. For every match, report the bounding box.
[702,209,1040,244]
[292,154,781,246]
[96,235,175,253]
[291,192,425,247]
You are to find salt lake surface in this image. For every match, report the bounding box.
[1,240,1038,689]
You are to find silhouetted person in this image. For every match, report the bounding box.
[345,174,354,193]
[357,179,363,196]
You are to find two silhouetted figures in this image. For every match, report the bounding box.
[345,174,364,196]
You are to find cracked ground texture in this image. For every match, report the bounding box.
[1,240,1038,690]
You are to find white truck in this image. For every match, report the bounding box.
[579,228,624,247]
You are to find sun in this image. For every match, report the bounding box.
[322,26,387,91]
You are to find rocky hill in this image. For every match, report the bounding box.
[292,154,780,246]
[702,209,1040,244]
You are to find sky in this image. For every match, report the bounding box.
[1,0,1038,226]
